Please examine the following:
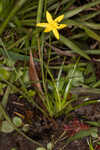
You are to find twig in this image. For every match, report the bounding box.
[45,42,75,57]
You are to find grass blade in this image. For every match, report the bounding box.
[64,0,100,19]
[60,35,90,60]
[63,58,79,102]
[83,27,100,42]
[0,0,27,35]
[36,0,44,23]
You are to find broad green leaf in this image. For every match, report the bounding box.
[28,90,36,97]
[0,117,22,133]
[0,67,10,81]
[84,63,96,85]
[22,70,30,83]
[47,142,54,150]
[68,69,84,87]
[22,124,30,132]
[0,120,14,133]
[63,58,80,104]
[91,132,98,138]
[3,58,15,67]
[66,128,98,145]
[13,116,23,127]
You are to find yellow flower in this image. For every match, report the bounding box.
[36,11,67,40]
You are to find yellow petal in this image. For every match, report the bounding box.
[36,23,48,27]
[46,11,53,23]
[52,29,59,40]
[55,15,64,23]
[57,24,67,29]
[44,27,52,32]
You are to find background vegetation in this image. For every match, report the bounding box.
[0,0,100,150]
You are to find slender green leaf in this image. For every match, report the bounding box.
[83,27,100,42]
[60,35,90,60]
[36,0,44,23]
[64,0,100,19]
[86,121,100,127]
[0,0,27,35]
[76,11,100,22]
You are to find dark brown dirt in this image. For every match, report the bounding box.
[0,93,100,150]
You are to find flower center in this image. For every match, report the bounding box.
[50,21,58,29]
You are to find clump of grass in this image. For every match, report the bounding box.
[0,0,100,148]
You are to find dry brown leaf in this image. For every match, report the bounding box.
[29,50,48,114]
[29,50,43,94]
